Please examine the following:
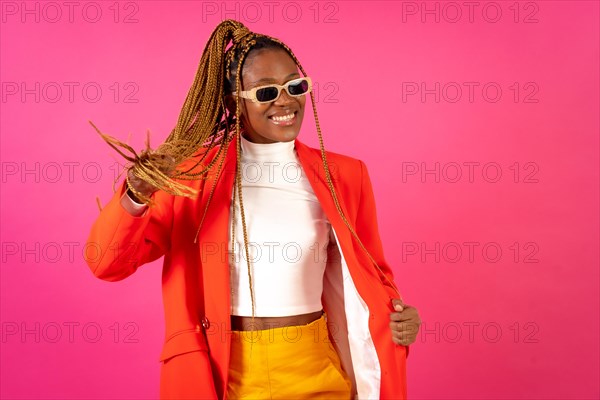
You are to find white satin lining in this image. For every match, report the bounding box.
[322,227,381,399]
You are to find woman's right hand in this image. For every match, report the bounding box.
[126,154,177,203]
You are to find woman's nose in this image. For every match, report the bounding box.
[274,88,295,106]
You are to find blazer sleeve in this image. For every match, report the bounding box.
[355,159,402,300]
[83,179,174,282]
[355,159,411,357]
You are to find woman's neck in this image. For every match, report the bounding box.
[240,133,296,161]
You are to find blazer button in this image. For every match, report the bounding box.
[201,317,210,329]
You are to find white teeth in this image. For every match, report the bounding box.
[270,113,294,121]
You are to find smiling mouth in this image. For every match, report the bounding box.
[268,111,297,126]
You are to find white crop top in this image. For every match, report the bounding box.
[229,134,331,317]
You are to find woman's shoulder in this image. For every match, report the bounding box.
[300,141,364,170]
[178,140,229,170]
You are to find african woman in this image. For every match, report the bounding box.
[85,19,421,399]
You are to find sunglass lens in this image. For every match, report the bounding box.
[288,79,309,96]
[256,86,279,102]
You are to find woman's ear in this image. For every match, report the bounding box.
[225,94,246,120]
[225,94,236,114]
[225,94,235,113]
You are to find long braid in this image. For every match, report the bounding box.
[89,19,248,206]
[231,37,258,341]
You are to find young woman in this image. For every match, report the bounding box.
[86,19,421,399]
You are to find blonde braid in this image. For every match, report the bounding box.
[89,19,252,206]
[231,37,258,354]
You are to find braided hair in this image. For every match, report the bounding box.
[89,19,400,327]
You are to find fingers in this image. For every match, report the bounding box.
[390,299,421,346]
[389,320,420,346]
[126,152,177,197]
[389,304,422,346]
[156,154,177,176]
[389,312,402,322]
[389,320,420,334]
[390,328,409,346]
[390,307,419,322]
[390,326,415,346]
[158,153,176,164]
[127,168,157,197]
[391,298,404,312]
[391,335,412,346]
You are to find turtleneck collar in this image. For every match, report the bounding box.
[240,133,296,161]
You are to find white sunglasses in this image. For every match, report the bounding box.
[233,77,312,104]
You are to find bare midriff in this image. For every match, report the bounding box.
[230,309,324,331]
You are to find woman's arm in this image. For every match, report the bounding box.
[354,159,401,299]
[84,178,174,282]
[354,160,420,354]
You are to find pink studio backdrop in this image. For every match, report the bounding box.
[1,1,598,399]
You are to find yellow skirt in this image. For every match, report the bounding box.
[226,312,353,399]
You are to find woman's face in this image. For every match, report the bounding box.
[232,48,306,144]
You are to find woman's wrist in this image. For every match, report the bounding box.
[125,178,149,205]
[126,187,146,205]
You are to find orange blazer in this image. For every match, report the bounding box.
[85,135,409,399]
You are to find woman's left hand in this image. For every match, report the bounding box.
[389,299,421,346]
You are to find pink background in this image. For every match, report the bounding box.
[1,1,598,399]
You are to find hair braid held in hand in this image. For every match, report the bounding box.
[89,19,401,326]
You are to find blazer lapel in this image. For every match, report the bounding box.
[294,137,354,249]
[197,137,238,320]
